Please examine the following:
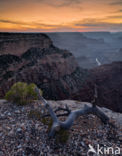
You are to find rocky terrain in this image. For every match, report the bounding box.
[0,33,52,56]
[72,61,122,113]
[91,62,122,112]
[0,32,121,155]
[0,33,122,113]
[0,44,90,101]
[0,99,121,155]
[0,34,90,101]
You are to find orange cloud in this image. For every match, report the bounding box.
[0,0,122,32]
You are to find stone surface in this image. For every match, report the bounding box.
[0,99,121,155]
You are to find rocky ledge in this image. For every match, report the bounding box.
[0,100,121,155]
[0,33,52,56]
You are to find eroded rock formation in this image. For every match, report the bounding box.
[0,44,90,101]
[0,33,52,55]
[0,33,121,113]
[72,62,122,112]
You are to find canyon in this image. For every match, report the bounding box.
[48,32,122,69]
[0,32,121,112]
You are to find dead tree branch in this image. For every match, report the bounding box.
[35,87,109,137]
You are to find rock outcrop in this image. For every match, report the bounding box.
[0,33,121,113]
[0,44,90,101]
[72,62,122,112]
[0,33,52,56]
[91,62,122,112]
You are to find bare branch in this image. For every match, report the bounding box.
[35,87,109,137]
[35,87,58,122]
[60,105,92,129]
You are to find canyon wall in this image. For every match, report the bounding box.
[0,33,52,56]
[0,33,121,112]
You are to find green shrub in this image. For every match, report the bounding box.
[5,82,42,105]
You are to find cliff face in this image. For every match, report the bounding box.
[0,33,52,56]
[72,62,122,112]
[0,44,90,100]
[48,32,122,69]
[0,33,121,113]
[1,47,121,112]
[91,62,122,112]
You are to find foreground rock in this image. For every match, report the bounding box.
[0,100,121,155]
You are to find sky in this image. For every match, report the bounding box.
[0,0,122,32]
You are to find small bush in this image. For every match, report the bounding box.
[5,82,42,105]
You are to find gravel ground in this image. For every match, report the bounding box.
[0,99,121,156]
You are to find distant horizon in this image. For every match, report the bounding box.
[0,31,122,33]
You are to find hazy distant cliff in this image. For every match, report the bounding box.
[47,32,122,69]
[0,33,52,56]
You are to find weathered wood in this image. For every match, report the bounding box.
[35,87,58,122]
[35,87,109,137]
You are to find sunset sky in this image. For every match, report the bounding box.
[0,0,122,32]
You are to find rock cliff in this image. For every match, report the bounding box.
[0,33,52,56]
[0,33,121,113]
[72,62,122,112]
[0,44,90,101]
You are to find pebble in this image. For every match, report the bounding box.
[7,112,11,116]
[17,128,22,132]
[0,100,121,156]
[14,110,20,114]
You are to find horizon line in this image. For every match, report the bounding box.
[0,31,122,33]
